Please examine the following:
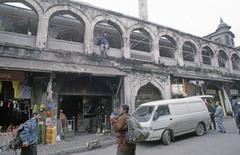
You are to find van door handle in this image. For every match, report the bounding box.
[170,118,172,120]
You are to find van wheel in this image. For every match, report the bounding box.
[162,130,171,145]
[196,123,204,136]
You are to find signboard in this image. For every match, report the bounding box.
[172,84,184,95]
[0,70,24,80]
[206,89,217,95]
[230,89,238,95]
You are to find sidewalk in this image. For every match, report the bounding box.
[39,133,115,155]
[0,133,115,155]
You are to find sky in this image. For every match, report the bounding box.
[77,0,240,46]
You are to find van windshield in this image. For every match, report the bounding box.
[133,106,155,122]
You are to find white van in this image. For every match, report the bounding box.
[133,96,211,145]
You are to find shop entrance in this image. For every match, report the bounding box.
[59,95,112,132]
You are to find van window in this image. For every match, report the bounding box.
[173,102,188,115]
[133,106,154,122]
[156,105,170,117]
[188,101,205,112]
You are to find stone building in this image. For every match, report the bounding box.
[0,0,239,132]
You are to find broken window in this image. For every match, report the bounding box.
[231,54,240,70]
[130,29,152,53]
[159,35,176,58]
[218,50,228,68]
[0,3,38,35]
[94,21,122,49]
[182,41,196,62]
[49,12,85,43]
[202,46,214,65]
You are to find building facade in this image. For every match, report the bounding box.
[0,0,240,132]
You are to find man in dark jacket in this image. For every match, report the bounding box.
[205,100,216,130]
[113,105,136,155]
[20,112,40,155]
[235,108,240,134]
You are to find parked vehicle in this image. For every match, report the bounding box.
[133,96,211,145]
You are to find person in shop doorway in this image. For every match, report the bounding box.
[38,107,47,144]
[59,109,67,139]
[20,112,40,155]
[235,108,240,134]
[205,100,216,130]
[113,105,136,155]
[214,101,226,133]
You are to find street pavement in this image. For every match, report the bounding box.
[0,117,238,155]
[71,117,240,155]
[0,132,115,155]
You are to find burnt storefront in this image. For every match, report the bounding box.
[56,72,124,132]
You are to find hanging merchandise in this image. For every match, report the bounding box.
[47,75,53,101]
[222,87,234,115]
[12,81,20,99]
[32,104,39,113]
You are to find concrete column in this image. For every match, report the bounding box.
[175,44,184,66]
[152,39,159,63]
[212,53,219,67]
[138,0,148,21]
[84,24,93,54]
[123,76,133,112]
[228,58,233,73]
[195,50,202,66]
[122,32,131,59]
[36,16,49,49]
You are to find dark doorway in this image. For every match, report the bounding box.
[59,95,112,132]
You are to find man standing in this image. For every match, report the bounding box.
[59,109,67,138]
[20,112,40,155]
[214,101,226,133]
[113,105,136,155]
[206,100,216,130]
[235,108,240,134]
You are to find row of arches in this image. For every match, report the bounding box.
[0,1,240,70]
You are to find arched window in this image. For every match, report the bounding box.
[0,2,38,35]
[231,54,240,70]
[48,12,85,43]
[218,50,228,68]
[94,21,122,49]
[130,28,152,53]
[202,46,214,65]
[182,41,196,62]
[159,35,176,58]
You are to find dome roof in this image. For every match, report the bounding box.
[217,18,230,30]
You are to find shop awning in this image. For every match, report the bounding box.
[0,57,126,76]
[173,73,234,82]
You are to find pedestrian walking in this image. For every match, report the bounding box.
[235,108,240,134]
[205,100,216,130]
[20,112,40,155]
[113,105,136,155]
[214,101,226,133]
